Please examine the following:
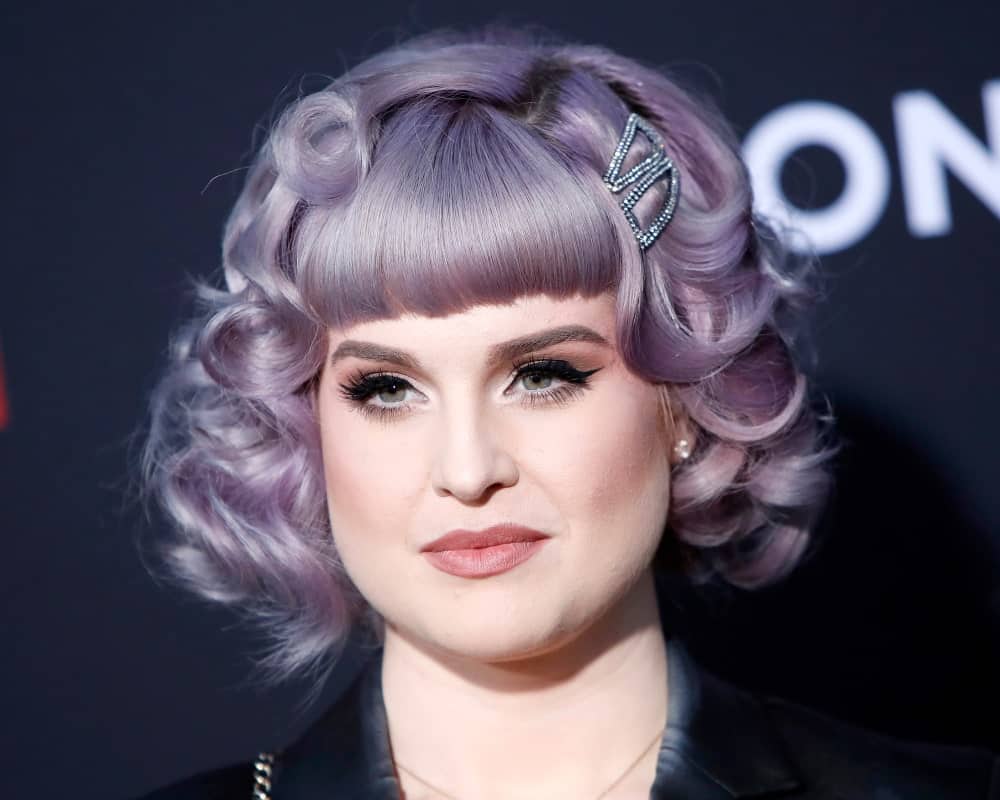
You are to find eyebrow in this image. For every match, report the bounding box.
[329,324,610,370]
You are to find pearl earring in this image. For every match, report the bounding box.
[673,438,691,461]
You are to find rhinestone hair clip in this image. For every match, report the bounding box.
[602,112,681,251]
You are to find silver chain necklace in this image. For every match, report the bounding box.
[393,722,666,800]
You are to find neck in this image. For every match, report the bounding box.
[380,568,669,800]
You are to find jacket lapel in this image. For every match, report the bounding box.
[650,637,804,798]
[273,646,400,800]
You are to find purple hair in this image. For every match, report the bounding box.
[140,25,838,687]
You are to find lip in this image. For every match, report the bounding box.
[422,524,550,552]
[421,524,550,579]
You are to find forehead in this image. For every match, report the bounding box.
[327,292,617,351]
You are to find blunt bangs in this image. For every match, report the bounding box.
[300,96,623,328]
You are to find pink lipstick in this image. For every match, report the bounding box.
[421,524,550,578]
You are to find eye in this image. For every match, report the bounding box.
[337,372,416,420]
[518,370,555,391]
[509,359,600,408]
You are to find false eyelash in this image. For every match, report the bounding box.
[337,358,601,421]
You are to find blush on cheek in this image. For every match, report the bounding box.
[317,410,377,530]
[318,401,426,557]
[591,385,665,477]
[571,384,671,548]
[322,452,383,531]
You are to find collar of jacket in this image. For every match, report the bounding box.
[272,634,804,799]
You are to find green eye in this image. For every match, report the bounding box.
[520,371,554,390]
[375,382,409,404]
[338,373,415,420]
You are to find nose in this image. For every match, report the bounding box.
[430,399,518,503]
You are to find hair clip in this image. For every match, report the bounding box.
[602,113,681,251]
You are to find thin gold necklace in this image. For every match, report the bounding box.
[394,721,666,800]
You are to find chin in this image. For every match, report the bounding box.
[403,604,588,665]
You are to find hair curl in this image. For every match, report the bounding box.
[139,24,839,688]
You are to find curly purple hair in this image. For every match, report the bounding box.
[140,25,839,686]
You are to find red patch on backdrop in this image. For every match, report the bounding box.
[0,341,9,430]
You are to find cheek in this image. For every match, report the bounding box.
[542,381,669,547]
[316,401,419,552]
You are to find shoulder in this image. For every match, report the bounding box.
[759,693,1000,798]
[134,757,266,799]
[132,657,375,800]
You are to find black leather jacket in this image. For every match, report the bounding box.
[141,635,998,799]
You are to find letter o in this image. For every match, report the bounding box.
[742,101,890,255]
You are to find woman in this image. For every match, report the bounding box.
[137,26,998,799]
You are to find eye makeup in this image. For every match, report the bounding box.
[336,357,602,421]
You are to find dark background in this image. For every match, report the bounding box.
[2,2,998,798]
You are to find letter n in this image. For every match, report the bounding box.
[894,80,1000,237]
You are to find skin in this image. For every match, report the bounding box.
[315,290,695,799]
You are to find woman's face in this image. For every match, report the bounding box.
[316,291,677,661]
